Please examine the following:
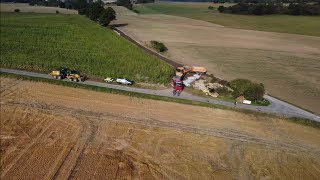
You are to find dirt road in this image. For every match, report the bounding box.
[1,68,319,122]
[1,77,320,179]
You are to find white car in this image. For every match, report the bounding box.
[116,78,133,85]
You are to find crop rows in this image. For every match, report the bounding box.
[0,13,174,83]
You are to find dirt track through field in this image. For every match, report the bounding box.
[110,6,320,115]
[1,77,320,179]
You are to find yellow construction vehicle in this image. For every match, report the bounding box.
[66,70,84,82]
[50,68,84,82]
[50,67,67,79]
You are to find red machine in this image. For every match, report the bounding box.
[171,78,183,96]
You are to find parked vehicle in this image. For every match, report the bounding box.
[50,67,67,79]
[172,79,183,96]
[176,66,206,76]
[67,70,84,82]
[116,78,133,85]
[50,67,84,82]
[104,77,114,83]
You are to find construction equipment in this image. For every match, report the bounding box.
[171,78,183,96]
[176,66,207,76]
[104,77,114,83]
[50,68,84,82]
[50,67,67,79]
[67,70,84,82]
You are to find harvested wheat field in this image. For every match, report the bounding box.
[111,7,320,115]
[1,77,320,179]
[0,3,77,14]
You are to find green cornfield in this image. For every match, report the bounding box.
[0,12,174,83]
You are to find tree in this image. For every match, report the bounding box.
[86,1,104,21]
[117,0,132,10]
[229,79,252,98]
[218,5,225,12]
[244,83,265,101]
[98,7,116,26]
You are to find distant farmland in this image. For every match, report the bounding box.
[0,13,174,83]
[134,2,320,37]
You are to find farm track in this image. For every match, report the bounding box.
[2,100,318,156]
[1,68,319,122]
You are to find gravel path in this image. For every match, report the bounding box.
[1,68,319,122]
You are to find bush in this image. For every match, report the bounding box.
[216,87,231,96]
[229,79,265,101]
[208,6,214,10]
[132,9,140,14]
[150,41,168,52]
[14,9,20,12]
[218,6,225,12]
[98,7,116,27]
[220,3,320,16]
[56,10,60,14]
[218,79,229,86]
[86,1,104,21]
[117,0,133,10]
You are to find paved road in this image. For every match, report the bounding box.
[1,68,319,122]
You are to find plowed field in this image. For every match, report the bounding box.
[1,77,320,179]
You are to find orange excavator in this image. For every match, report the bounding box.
[176,66,207,76]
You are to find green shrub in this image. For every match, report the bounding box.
[229,79,265,101]
[56,10,60,14]
[98,7,116,26]
[216,87,231,96]
[150,41,168,52]
[117,0,133,10]
[132,9,140,14]
[14,9,20,13]
[229,79,252,98]
[208,6,214,10]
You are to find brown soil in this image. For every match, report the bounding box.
[1,77,320,179]
[111,9,320,114]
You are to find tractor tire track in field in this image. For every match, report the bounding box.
[66,120,98,180]
[0,111,55,179]
[51,118,98,180]
[2,100,319,156]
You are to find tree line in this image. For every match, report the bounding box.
[218,2,320,15]
[26,0,116,26]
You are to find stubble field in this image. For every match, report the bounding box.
[0,3,78,14]
[1,77,320,179]
[111,6,320,114]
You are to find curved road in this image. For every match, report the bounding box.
[1,68,319,122]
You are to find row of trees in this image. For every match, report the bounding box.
[27,0,116,26]
[117,0,133,10]
[218,2,320,15]
[78,1,116,27]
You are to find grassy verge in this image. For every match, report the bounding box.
[134,2,320,36]
[0,12,174,83]
[1,72,319,129]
